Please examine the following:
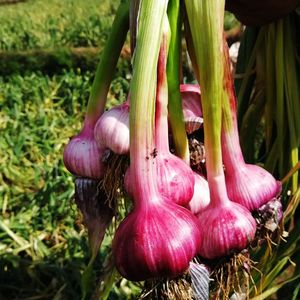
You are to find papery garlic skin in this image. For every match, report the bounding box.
[197,202,256,259]
[187,172,210,214]
[180,84,202,116]
[63,124,105,179]
[113,200,201,281]
[94,103,130,155]
[74,178,113,258]
[225,163,281,211]
[180,84,203,134]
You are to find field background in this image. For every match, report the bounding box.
[0,1,299,300]
[0,1,134,299]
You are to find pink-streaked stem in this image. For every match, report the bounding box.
[155,19,170,154]
[129,0,168,206]
[221,38,247,172]
[185,0,228,207]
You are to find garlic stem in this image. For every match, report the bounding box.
[85,0,129,125]
[167,0,190,164]
[221,39,246,172]
[155,18,171,154]
[129,0,168,205]
[185,0,227,206]
[184,17,200,82]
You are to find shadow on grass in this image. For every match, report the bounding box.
[0,236,90,300]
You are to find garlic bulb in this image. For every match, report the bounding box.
[63,122,105,179]
[113,200,201,281]
[197,202,256,259]
[225,162,281,211]
[94,102,130,155]
[187,172,210,214]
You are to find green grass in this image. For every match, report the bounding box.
[0,71,134,299]
[0,0,118,51]
[0,0,238,52]
[0,1,134,298]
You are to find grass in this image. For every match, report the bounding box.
[0,0,237,52]
[0,0,118,51]
[0,71,134,299]
[0,1,133,298]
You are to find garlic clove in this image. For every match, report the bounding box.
[94,103,130,155]
[225,164,282,211]
[113,200,201,281]
[187,172,210,215]
[197,202,256,259]
[63,125,105,179]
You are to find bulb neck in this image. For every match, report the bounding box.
[80,118,95,137]
[208,173,230,207]
[222,130,246,173]
[155,22,171,154]
[129,1,169,206]
[221,37,246,174]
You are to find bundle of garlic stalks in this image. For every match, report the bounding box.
[63,0,300,299]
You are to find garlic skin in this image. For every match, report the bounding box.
[74,178,113,258]
[180,84,203,134]
[222,131,281,211]
[63,123,105,179]
[113,200,201,281]
[187,172,210,215]
[94,103,130,155]
[125,155,195,206]
[156,153,195,206]
[219,42,281,212]
[225,163,281,211]
[197,202,256,259]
